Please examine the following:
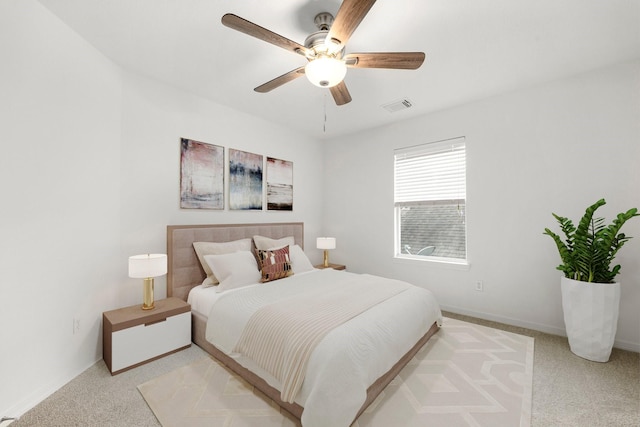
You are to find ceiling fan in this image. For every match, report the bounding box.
[221,0,425,106]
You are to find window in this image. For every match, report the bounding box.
[394,137,467,263]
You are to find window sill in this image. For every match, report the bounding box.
[393,255,470,271]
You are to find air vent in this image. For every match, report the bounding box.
[382,98,413,113]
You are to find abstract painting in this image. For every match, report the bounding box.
[229,149,263,210]
[266,157,293,211]
[180,138,224,209]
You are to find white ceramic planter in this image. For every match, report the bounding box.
[561,276,620,362]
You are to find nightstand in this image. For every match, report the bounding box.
[103,297,191,375]
[314,263,346,271]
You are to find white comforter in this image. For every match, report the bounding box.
[199,268,442,427]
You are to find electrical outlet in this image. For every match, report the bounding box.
[73,318,81,334]
[475,281,484,292]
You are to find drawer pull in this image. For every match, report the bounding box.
[145,318,167,327]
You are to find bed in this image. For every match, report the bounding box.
[167,222,442,426]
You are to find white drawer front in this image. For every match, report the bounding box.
[111,311,190,372]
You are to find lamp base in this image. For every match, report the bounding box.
[142,277,155,310]
[323,250,329,267]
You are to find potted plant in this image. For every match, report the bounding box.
[544,198,638,362]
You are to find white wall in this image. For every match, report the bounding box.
[1,0,324,418]
[0,0,123,416]
[323,60,640,352]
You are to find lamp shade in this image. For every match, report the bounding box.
[305,57,347,88]
[128,254,167,278]
[316,237,336,250]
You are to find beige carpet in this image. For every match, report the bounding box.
[138,317,534,426]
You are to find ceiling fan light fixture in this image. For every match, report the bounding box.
[305,56,347,88]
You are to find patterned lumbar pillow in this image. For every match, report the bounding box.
[257,245,293,282]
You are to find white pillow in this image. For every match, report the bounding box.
[193,238,252,285]
[204,251,261,293]
[201,276,215,288]
[289,244,314,274]
[253,235,295,251]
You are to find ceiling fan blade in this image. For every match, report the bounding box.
[254,67,306,93]
[326,0,377,48]
[330,81,352,106]
[344,52,426,70]
[222,14,309,57]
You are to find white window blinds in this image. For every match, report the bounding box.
[394,137,466,206]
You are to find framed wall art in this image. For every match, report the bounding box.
[229,148,263,210]
[266,157,293,211]
[179,138,224,209]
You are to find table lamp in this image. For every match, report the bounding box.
[316,237,336,267]
[128,253,167,310]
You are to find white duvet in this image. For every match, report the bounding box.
[191,268,442,427]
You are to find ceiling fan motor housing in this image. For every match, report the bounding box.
[305,14,344,66]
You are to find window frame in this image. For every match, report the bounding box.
[393,137,468,265]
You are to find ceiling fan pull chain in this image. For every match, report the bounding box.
[323,93,327,133]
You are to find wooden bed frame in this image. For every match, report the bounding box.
[166,222,439,423]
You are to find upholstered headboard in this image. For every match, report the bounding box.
[167,222,304,301]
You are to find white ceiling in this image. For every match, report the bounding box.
[38,0,640,140]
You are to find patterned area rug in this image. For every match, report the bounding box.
[138,317,534,426]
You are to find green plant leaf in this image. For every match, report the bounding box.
[543,200,638,283]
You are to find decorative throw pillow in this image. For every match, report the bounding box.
[257,246,293,282]
[193,239,252,286]
[253,235,296,251]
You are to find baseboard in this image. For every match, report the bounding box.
[440,304,567,336]
[612,337,640,353]
[440,304,640,353]
[3,357,102,420]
